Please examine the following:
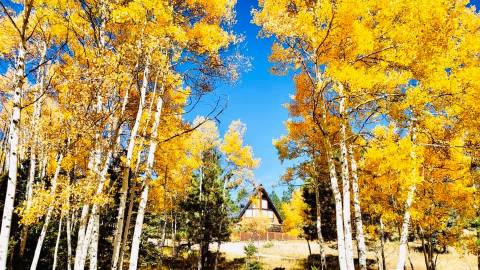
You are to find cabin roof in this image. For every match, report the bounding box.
[237,184,283,223]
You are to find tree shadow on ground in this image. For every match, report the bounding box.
[303,254,379,270]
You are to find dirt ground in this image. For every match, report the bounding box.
[219,240,477,270]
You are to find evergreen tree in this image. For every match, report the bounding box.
[180,150,232,269]
[269,191,285,220]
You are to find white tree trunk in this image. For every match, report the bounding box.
[75,204,90,265]
[26,41,46,211]
[325,140,348,270]
[338,86,355,270]
[20,40,48,257]
[30,153,64,270]
[67,212,73,270]
[396,128,419,270]
[133,76,158,174]
[88,214,99,270]
[315,184,327,270]
[396,184,416,270]
[349,145,367,270]
[74,152,112,270]
[129,93,163,270]
[53,215,63,270]
[112,57,151,270]
[128,185,149,270]
[40,153,48,179]
[0,42,26,269]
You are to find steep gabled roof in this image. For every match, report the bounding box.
[237,184,283,224]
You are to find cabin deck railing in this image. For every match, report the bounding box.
[230,231,298,241]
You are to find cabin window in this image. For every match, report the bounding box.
[245,209,253,217]
[261,199,268,209]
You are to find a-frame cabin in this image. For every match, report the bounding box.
[237,185,283,230]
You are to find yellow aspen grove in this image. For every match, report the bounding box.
[0,3,32,267]
[255,0,480,269]
[0,0,479,270]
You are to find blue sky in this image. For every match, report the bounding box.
[186,1,295,194]
[1,0,479,195]
[186,0,480,194]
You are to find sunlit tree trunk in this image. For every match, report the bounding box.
[396,128,419,270]
[0,41,27,269]
[75,204,90,265]
[349,145,367,270]
[20,41,48,256]
[338,85,355,270]
[30,153,64,270]
[88,214,99,270]
[315,184,327,270]
[325,139,347,270]
[396,183,416,270]
[128,92,163,270]
[0,123,9,175]
[67,211,73,270]
[112,56,151,270]
[52,215,63,270]
[313,68,347,270]
[40,152,48,179]
[128,184,149,270]
[74,150,112,270]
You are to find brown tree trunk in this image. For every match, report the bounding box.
[118,186,136,269]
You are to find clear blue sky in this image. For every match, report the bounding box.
[1,0,478,195]
[186,0,480,195]
[186,1,295,194]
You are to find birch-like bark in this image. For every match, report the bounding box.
[0,123,9,174]
[112,56,151,270]
[67,212,73,270]
[313,68,347,270]
[0,42,26,269]
[30,153,64,270]
[315,184,327,270]
[128,184,149,270]
[75,204,90,265]
[396,127,419,270]
[20,41,48,256]
[40,153,48,179]
[52,215,63,270]
[349,145,367,270]
[338,85,355,270]
[129,93,163,270]
[88,214,99,270]
[133,75,158,174]
[118,188,136,269]
[74,151,112,270]
[118,76,158,268]
[396,183,416,270]
[324,139,348,270]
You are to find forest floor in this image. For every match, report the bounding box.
[219,240,477,270]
